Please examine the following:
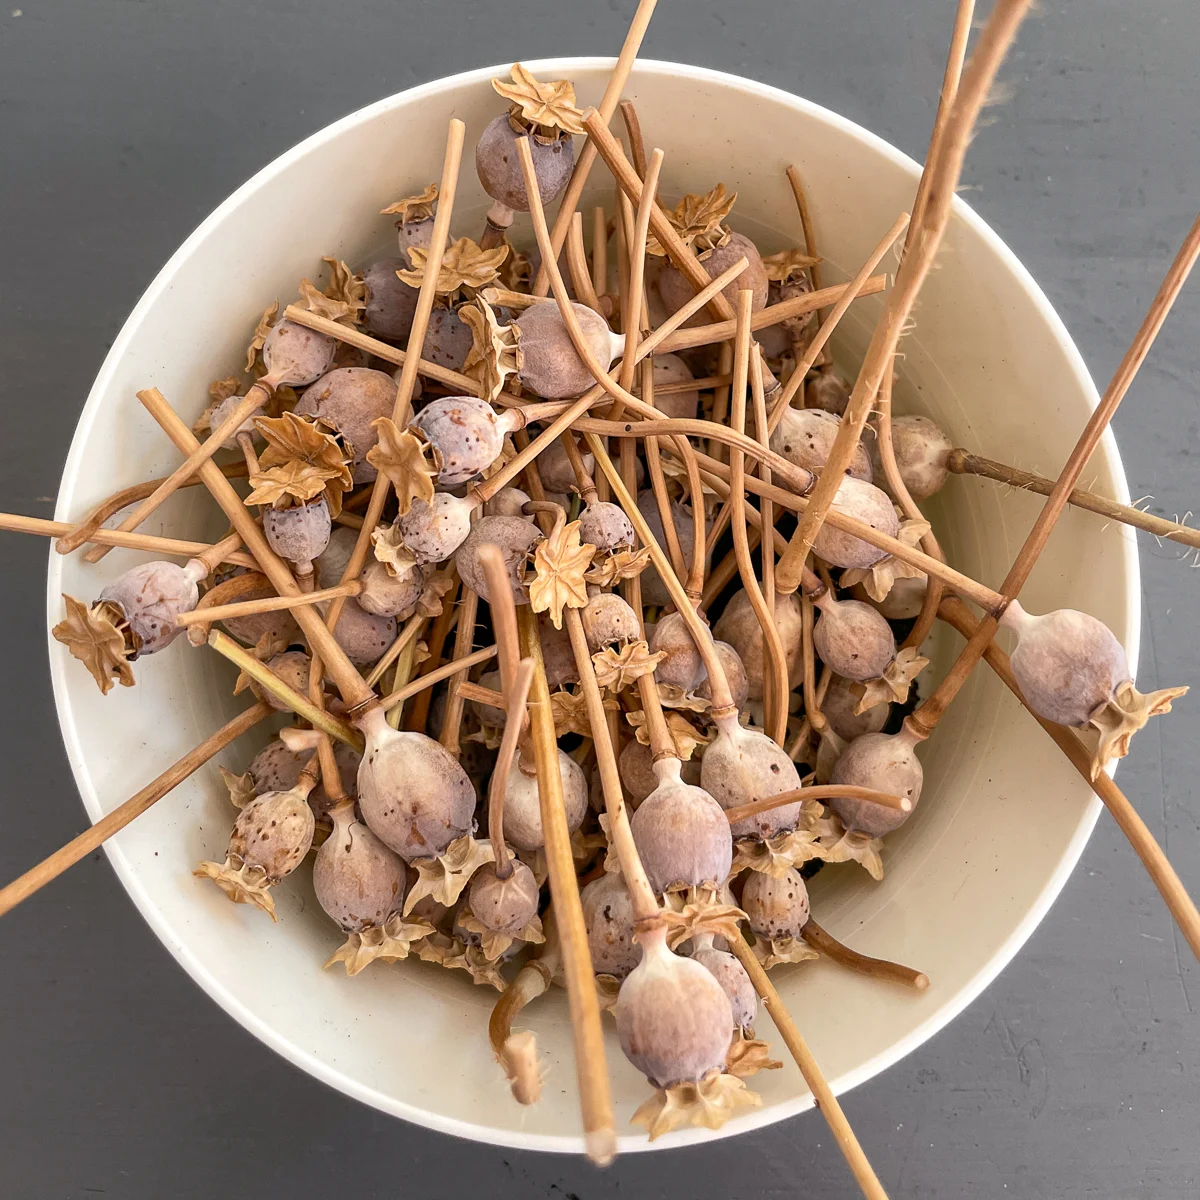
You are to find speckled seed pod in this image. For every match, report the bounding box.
[579,501,635,555]
[701,721,804,841]
[581,591,640,651]
[484,486,533,519]
[651,353,701,420]
[411,395,506,486]
[329,598,395,668]
[812,595,896,683]
[648,611,705,692]
[882,414,953,500]
[357,712,477,862]
[259,649,312,713]
[581,872,640,979]
[658,232,769,327]
[614,933,734,1089]
[314,525,358,590]
[475,115,575,212]
[630,761,732,895]
[691,945,757,1032]
[313,802,407,931]
[208,394,261,449]
[741,868,810,941]
[770,407,873,482]
[467,860,541,937]
[538,614,580,689]
[398,493,476,565]
[694,640,751,713]
[220,601,302,653]
[358,558,427,619]
[362,258,419,342]
[830,726,923,837]
[295,367,398,484]
[228,786,315,883]
[250,737,360,818]
[806,369,851,415]
[822,674,890,741]
[97,559,205,656]
[857,574,927,621]
[425,303,475,373]
[500,750,588,852]
[515,302,623,399]
[812,476,900,570]
[455,515,541,604]
[262,319,337,386]
[262,496,331,569]
[636,490,704,607]
[713,588,804,699]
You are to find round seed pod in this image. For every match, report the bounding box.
[358,558,426,619]
[714,588,803,699]
[485,487,532,519]
[813,476,900,570]
[539,613,580,689]
[248,738,306,795]
[362,257,418,342]
[648,611,704,692]
[262,319,337,387]
[425,303,475,373]
[475,114,575,212]
[411,395,505,486]
[619,740,702,807]
[500,750,587,852]
[220,597,302,651]
[856,574,927,621]
[701,721,803,841]
[397,493,476,565]
[741,868,810,941]
[515,301,622,399]
[650,353,701,420]
[313,802,407,932]
[822,674,890,741]
[535,438,591,494]
[357,714,477,861]
[97,559,204,656]
[882,414,953,500]
[295,367,398,484]
[579,501,635,555]
[230,785,314,877]
[694,640,751,713]
[812,595,896,683]
[630,760,732,894]
[466,859,540,937]
[691,945,757,1032]
[455,515,541,604]
[614,933,733,1088]
[581,591,640,650]
[262,496,331,569]
[209,394,261,449]
[829,727,923,837]
[397,214,435,266]
[259,650,312,713]
[806,369,851,415]
[581,872,640,978]
[636,489,704,607]
[770,407,873,482]
[658,232,769,326]
[329,598,395,668]
[314,525,358,590]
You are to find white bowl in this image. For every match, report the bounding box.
[47,59,1138,1153]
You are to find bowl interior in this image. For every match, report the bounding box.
[48,59,1137,1153]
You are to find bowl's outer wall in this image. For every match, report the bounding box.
[48,59,1137,1153]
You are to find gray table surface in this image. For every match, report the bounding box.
[2,2,1198,1196]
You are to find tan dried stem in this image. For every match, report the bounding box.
[566,210,603,312]
[175,580,361,627]
[802,918,929,990]
[402,575,461,733]
[592,206,609,299]
[439,585,479,756]
[722,784,908,827]
[488,658,536,879]
[378,645,496,715]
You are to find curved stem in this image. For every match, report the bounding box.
[565,210,603,312]
[476,544,522,704]
[721,784,909,827]
[801,590,827,735]
[592,206,608,299]
[802,917,929,990]
[488,657,535,879]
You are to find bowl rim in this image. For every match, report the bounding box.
[47,55,1140,1154]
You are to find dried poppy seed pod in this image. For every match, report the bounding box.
[257,649,312,713]
[581,591,640,651]
[694,640,751,713]
[630,758,733,895]
[651,352,701,420]
[830,723,924,837]
[313,801,408,932]
[425,303,475,372]
[362,257,418,342]
[690,943,757,1032]
[648,611,705,692]
[874,414,953,500]
[455,515,540,604]
[579,501,635,555]
[614,930,734,1089]
[538,613,580,689]
[328,597,395,668]
[500,749,587,852]
[636,489,705,607]
[855,574,927,621]
[822,674,889,741]
[770,407,873,482]
[658,232,769,325]
[356,708,477,862]
[98,557,207,656]
[476,118,575,223]
[581,872,641,978]
[295,367,398,484]
[741,868,810,941]
[811,593,896,683]
[619,740,703,808]
[467,859,540,938]
[262,319,337,387]
[806,368,851,415]
[315,525,358,589]
[812,476,900,570]
[512,301,624,399]
[535,437,592,494]
[410,396,521,486]
[714,589,803,699]
[358,557,426,619]
[701,716,804,841]
[485,486,533,519]
[209,394,263,450]
[249,736,360,816]
[398,493,477,564]
[262,495,331,573]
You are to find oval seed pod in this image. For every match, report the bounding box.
[701,718,804,841]
[357,708,477,862]
[295,367,398,484]
[691,944,757,1032]
[97,558,206,656]
[636,489,704,607]
[829,724,924,837]
[658,232,769,325]
[538,613,580,689]
[619,739,703,807]
[329,598,395,668]
[455,515,541,604]
[581,872,640,979]
[579,500,635,555]
[581,591,640,651]
[856,573,927,621]
[648,611,705,692]
[485,486,532,519]
[209,394,262,449]
[475,114,576,214]
[879,414,953,500]
[514,301,624,399]
[812,593,896,683]
[651,352,701,420]
[410,395,517,486]
[262,495,331,572]
[500,749,588,852]
[694,640,751,713]
[822,674,890,741]
[398,493,477,564]
[425,303,476,373]
[358,557,427,619]
[614,931,734,1089]
[466,859,541,938]
[806,368,851,415]
[714,588,803,699]
[536,438,592,494]
[741,868,810,941]
[314,525,358,589]
[313,801,408,931]
[262,319,337,387]
[770,407,873,482]
[812,476,900,570]
[630,758,732,895]
[362,257,419,342]
[258,649,312,713]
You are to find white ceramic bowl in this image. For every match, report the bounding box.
[48,59,1138,1153]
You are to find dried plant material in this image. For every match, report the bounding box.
[414,930,462,967]
[219,767,257,810]
[365,418,437,516]
[813,814,885,882]
[591,639,666,693]
[659,455,721,499]
[253,410,352,514]
[551,686,601,738]
[193,857,276,919]
[499,245,533,292]
[1089,682,1189,780]
[194,375,245,435]
[380,183,438,221]
[492,63,586,137]
[53,595,135,695]
[519,827,607,887]
[403,835,495,915]
[585,546,652,587]
[245,459,337,509]
[594,973,621,1012]
[480,437,518,482]
[398,237,509,295]
[461,297,522,402]
[416,571,457,618]
[371,522,419,577]
[853,646,930,712]
[444,941,508,991]
[246,300,279,372]
[763,248,822,281]
[298,277,355,327]
[661,895,746,950]
[324,914,436,975]
[498,1029,544,1105]
[656,682,713,713]
[841,518,930,602]
[725,1032,782,1078]
[265,384,300,420]
[632,1070,761,1139]
[297,256,366,328]
[529,519,595,629]
[458,906,545,962]
[626,709,711,762]
[233,631,289,697]
[752,933,821,970]
[729,796,826,878]
[647,185,736,257]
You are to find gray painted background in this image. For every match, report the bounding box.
[2,2,1198,1196]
